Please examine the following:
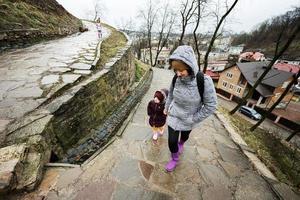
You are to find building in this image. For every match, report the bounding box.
[239,51,266,62]
[140,47,171,68]
[217,61,294,108]
[228,44,244,55]
[274,61,300,74]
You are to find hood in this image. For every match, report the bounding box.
[169,45,199,76]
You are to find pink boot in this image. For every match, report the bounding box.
[178,141,185,154]
[165,152,179,172]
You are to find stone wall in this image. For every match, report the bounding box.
[0,33,143,193]
[45,46,136,159]
[0,26,80,51]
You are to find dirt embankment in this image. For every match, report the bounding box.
[0,0,82,51]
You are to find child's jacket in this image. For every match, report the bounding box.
[147,100,166,127]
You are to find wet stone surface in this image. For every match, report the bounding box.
[23,68,281,199]
[0,21,110,135]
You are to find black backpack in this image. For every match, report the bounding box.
[171,71,205,103]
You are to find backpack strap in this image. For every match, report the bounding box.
[172,72,204,103]
[196,71,205,103]
[172,74,177,89]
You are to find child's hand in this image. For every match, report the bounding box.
[163,109,168,115]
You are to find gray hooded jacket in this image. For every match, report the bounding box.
[165,45,217,131]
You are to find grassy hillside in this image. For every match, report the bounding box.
[0,0,81,31]
[0,0,82,50]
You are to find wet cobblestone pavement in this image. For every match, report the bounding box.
[40,68,279,200]
[0,21,110,135]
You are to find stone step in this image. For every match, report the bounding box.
[16,152,43,191]
[0,143,27,194]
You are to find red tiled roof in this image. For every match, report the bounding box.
[274,63,300,74]
[205,70,219,80]
[240,52,265,61]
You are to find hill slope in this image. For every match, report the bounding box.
[0,0,82,50]
[232,7,300,60]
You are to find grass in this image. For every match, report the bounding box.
[219,106,300,189]
[134,59,148,82]
[97,23,127,70]
[0,0,81,31]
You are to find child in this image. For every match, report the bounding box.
[147,89,168,141]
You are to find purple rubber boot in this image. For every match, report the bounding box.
[178,140,185,154]
[165,152,179,172]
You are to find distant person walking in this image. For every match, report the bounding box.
[164,45,217,172]
[96,17,102,39]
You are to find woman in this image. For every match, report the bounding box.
[164,45,217,172]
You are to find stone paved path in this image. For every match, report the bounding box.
[37,68,278,200]
[0,21,110,138]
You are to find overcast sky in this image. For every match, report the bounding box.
[57,0,299,33]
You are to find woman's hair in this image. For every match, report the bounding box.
[169,59,194,77]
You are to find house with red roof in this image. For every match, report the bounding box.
[217,61,294,108]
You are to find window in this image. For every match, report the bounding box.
[239,76,247,86]
[236,87,242,93]
[222,81,228,88]
[229,84,234,90]
[226,72,233,78]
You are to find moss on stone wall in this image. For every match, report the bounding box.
[46,47,135,156]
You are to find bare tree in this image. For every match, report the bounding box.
[93,0,106,21]
[250,71,300,131]
[203,0,239,73]
[193,0,208,68]
[140,0,159,66]
[179,0,198,45]
[153,3,176,67]
[229,18,300,115]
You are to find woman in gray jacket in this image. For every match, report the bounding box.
[164,45,217,172]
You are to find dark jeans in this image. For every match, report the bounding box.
[168,126,191,153]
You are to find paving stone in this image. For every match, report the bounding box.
[216,143,250,170]
[213,133,238,149]
[41,75,60,85]
[111,156,143,186]
[6,115,53,143]
[141,139,170,164]
[69,63,92,70]
[6,87,43,98]
[202,184,233,200]
[175,184,202,200]
[112,183,172,200]
[62,74,81,84]
[174,161,203,185]
[218,160,242,178]
[235,171,276,200]
[198,163,231,187]
[56,167,83,190]
[74,179,116,200]
[73,70,92,75]
[0,119,11,133]
[122,124,151,141]
[271,182,300,200]
[49,68,71,73]
[196,147,215,161]
[139,160,154,181]
[48,62,69,68]
[149,164,176,193]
